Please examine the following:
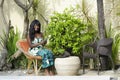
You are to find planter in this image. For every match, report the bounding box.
[55,56,80,76]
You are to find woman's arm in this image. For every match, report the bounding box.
[27,35,44,48]
[41,33,47,45]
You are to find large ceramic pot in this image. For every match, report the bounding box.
[55,56,80,76]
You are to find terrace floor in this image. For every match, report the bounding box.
[0,68,119,80]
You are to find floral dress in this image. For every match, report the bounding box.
[28,38,54,68]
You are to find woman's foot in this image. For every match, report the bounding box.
[44,68,50,76]
[49,71,54,76]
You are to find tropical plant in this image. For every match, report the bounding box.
[45,9,96,56]
[105,0,120,65]
[7,27,28,69]
[32,0,39,19]
[63,4,98,41]
[106,25,120,64]
[6,28,20,61]
[0,27,28,69]
[112,34,120,64]
[106,24,120,64]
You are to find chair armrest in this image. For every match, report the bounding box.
[98,38,113,47]
[82,44,92,54]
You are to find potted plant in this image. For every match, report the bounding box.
[45,10,95,75]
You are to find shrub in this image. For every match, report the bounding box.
[45,11,95,56]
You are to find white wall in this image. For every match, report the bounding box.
[0,0,97,35]
[10,0,24,34]
[48,0,97,17]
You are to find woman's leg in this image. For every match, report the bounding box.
[49,66,55,76]
[44,68,50,76]
[44,66,54,76]
[37,49,54,76]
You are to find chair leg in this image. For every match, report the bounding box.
[93,59,96,69]
[27,59,33,74]
[97,56,100,75]
[32,59,42,75]
[83,57,85,74]
[33,59,38,75]
[109,56,115,72]
[27,59,32,70]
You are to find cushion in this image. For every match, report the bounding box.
[19,40,30,52]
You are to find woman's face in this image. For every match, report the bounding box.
[34,25,40,32]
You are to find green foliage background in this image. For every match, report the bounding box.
[6,28,27,69]
[45,10,96,56]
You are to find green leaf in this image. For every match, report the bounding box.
[45,7,96,56]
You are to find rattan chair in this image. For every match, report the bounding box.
[97,38,115,74]
[16,39,42,75]
[82,38,115,75]
[82,41,98,74]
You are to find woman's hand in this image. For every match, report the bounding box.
[41,40,47,45]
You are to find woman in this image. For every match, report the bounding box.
[27,19,54,76]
